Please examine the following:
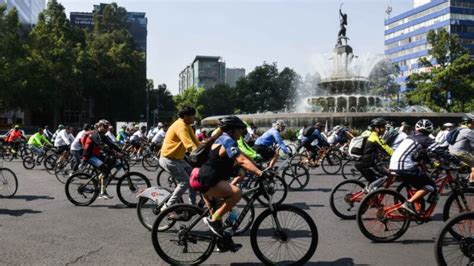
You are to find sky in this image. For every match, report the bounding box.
[57,0,414,95]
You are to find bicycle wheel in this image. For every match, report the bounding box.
[341,159,362,180]
[281,163,310,191]
[152,204,215,265]
[321,152,342,175]
[22,156,36,170]
[435,212,474,266]
[116,172,151,207]
[250,175,287,206]
[142,153,160,171]
[2,149,13,162]
[54,160,72,184]
[330,179,366,219]
[0,168,18,198]
[223,195,255,236]
[156,168,177,189]
[357,189,410,242]
[250,204,318,265]
[443,188,474,224]
[137,189,183,231]
[44,154,58,174]
[65,173,99,206]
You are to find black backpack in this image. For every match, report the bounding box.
[303,126,316,137]
[383,131,399,147]
[446,128,461,145]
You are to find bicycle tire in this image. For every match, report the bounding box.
[142,153,160,171]
[65,173,99,206]
[151,203,215,265]
[250,204,318,265]
[329,179,366,219]
[321,152,342,175]
[443,187,474,230]
[44,154,58,174]
[250,175,288,206]
[357,189,410,242]
[22,156,36,170]
[54,160,72,184]
[0,167,18,198]
[341,159,362,180]
[281,163,310,191]
[116,171,151,207]
[156,168,177,189]
[434,212,474,266]
[137,188,183,231]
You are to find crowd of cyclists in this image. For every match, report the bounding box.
[1,106,473,264]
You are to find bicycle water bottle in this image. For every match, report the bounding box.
[226,209,239,226]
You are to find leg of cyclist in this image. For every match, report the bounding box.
[203,181,241,235]
[159,157,194,210]
[88,156,113,199]
[397,168,436,216]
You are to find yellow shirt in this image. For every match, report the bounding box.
[160,118,200,160]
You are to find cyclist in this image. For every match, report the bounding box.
[116,124,129,144]
[160,106,200,209]
[389,119,446,216]
[253,119,291,168]
[43,125,53,140]
[5,125,26,153]
[334,122,354,149]
[355,118,393,192]
[105,126,116,143]
[129,125,147,159]
[27,128,52,162]
[195,116,264,241]
[435,122,454,147]
[54,125,74,163]
[51,124,64,142]
[151,123,166,147]
[449,115,474,185]
[299,122,329,167]
[391,124,412,150]
[82,119,123,200]
[70,124,92,172]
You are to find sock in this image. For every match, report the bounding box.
[212,213,221,221]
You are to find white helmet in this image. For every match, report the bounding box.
[157,122,163,128]
[274,119,286,130]
[415,119,434,133]
[443,122,454,128]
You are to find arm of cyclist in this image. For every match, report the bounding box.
[177,125,200,152]
[369,132,393,156]
[271,130,290,155]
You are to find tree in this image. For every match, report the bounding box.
[173,85,204,117]
[369,59,400,98]
[148,83,176,123]
[407,28,473,112]
[198,84,236,117]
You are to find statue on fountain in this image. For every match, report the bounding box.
[336,4,348,46]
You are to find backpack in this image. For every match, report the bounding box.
[303,126,316,137]
[446,128,461,145]
[348,136,368,158]
[80,130,94,147]
[383,131,399,147]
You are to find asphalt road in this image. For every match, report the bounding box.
[1,159,445,265]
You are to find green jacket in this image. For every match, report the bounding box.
[238,136,259,160]
[28,133,52,148]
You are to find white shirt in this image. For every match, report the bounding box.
[130,131,144,142]
[435,130,449,147]
[106,131,116,143]
[71,130,87,151]
[147,127,159,139]
[54,129,72,147]
[245,127,255,142]
[151,129,166,144]
[391,132,407,150]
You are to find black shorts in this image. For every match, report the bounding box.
[130,140,141,148]
[395,169,436,191]
[56,145,69,154]
[253,145,275,161]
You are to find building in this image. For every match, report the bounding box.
[384,0,474,90]
[0,0,46,26]
[179,56,226,93]
[70,3,147,52]
[225,68,246,87]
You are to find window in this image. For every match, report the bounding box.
[385,2,449,30]
[385,14,450,40]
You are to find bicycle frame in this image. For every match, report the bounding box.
[349,174,398,203]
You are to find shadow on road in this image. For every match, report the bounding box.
[88,204,131,209]
[291,202,325,209]
[230,257,359,266]
[12,195,55,201]
[299,188,332,193]
[0,208,42,216]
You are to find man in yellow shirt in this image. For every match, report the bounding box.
[160,106,201,208]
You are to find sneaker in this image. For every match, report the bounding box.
[98,192,113,200]
[400,202,418,216]
[216,235,242,253]
[203,217,224,238]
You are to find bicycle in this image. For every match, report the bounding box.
[151,170,318,265]
[65,156,151,207]
[356,163,474,242]
[0,165,18,198]
[22,146,57,170]
[292,144,343,175]
[434,211,474,266]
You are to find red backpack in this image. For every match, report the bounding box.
[80,130,94,147]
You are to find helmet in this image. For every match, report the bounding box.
[369,118,387,128]
[14,125,19,128]
[121,124,127,129]
[83,123,91,130]
[58,124,64,130]
[443,122,454,128]
[97,119,110,127]
[415,119,434,133]
[218,116,247,131]
[157,122,164,128]
[462,115,473,124]
[274,119,286,130]
[140,126,147,132]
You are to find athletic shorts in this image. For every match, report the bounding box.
[56,145,69,154]
[253,145,275,161]
[88,156,104,168]
[130,140,141,148]
[395,168,436,192]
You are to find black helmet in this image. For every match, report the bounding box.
[218,116,247,131]
[370,118,386,128]
[415,119,434,133]
[83,123,91,130]
[462,115,473,124]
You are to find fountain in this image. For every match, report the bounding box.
[201,6,466,129]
